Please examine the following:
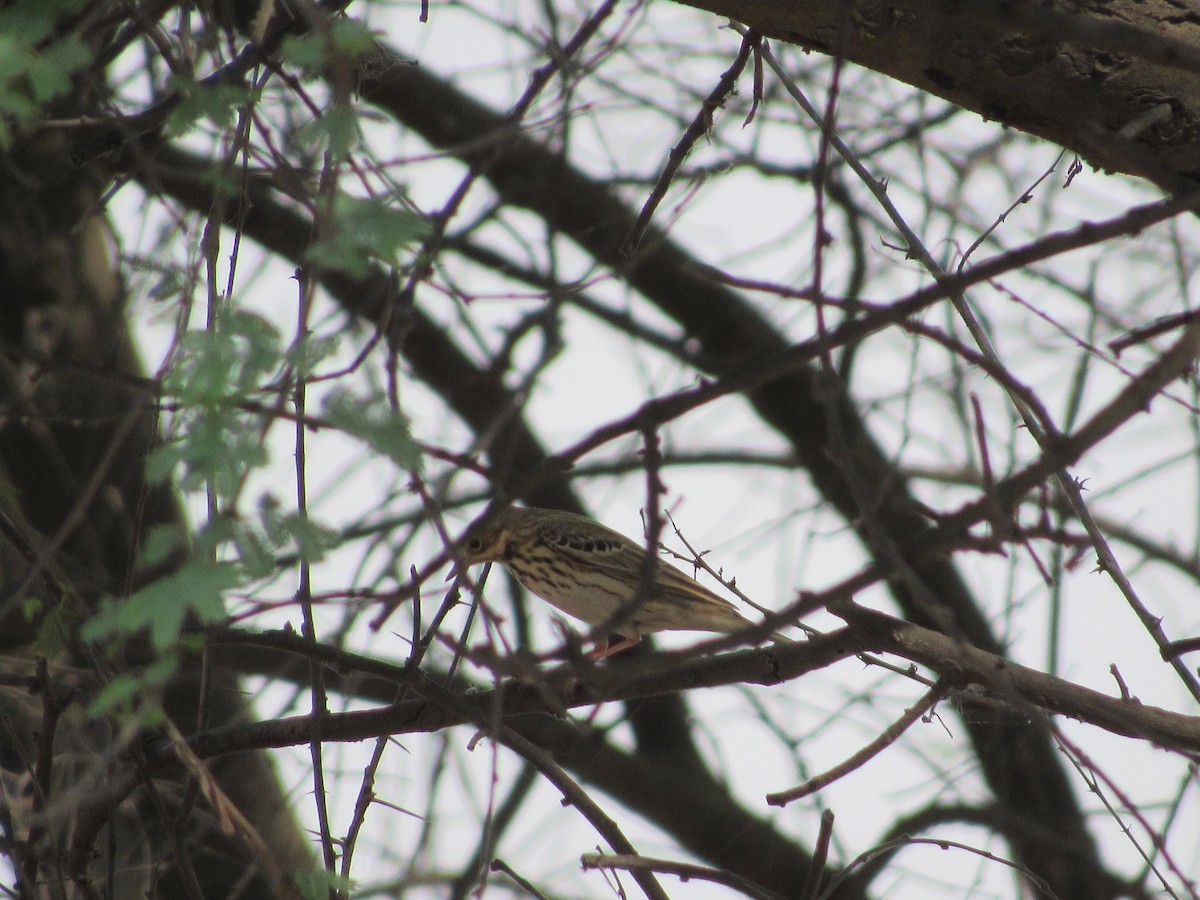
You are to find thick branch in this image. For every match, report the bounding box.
[185,626,1200,759]
[684,0,1200,189]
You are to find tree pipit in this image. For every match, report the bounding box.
[454,506,792,658]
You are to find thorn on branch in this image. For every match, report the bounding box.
[1109,664,1134,702]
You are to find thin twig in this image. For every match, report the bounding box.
[767,682,948,806]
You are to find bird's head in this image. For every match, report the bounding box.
[454,506,530,568]
[459,522,505,565]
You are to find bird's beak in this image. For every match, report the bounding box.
[447,556,486,584]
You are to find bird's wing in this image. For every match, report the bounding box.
[538,519,741,614]
[536,518,641,572]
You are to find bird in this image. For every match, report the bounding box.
[453,505,792,658]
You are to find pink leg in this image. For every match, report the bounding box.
[589,634,640,660]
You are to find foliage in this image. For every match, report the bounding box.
[0,0,91,147]
[2,2,1200,899]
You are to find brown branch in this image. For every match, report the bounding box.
[534,191,1200,483]
[835,802,1143,898]
[832,602,1200,757]
[188,626,862,758]
[581,852,784,900]
[765,681,949,806]
[190,619,1200,760]
[685,0,1200,190]
[801,810,835,900]
[492,726,671,900]
[623,30,759,254]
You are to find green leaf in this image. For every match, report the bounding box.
[82,560,237,652]
[145,439,186,485]
[148,269,183,301]
[281,19,377,76]
[280,513,340,563]
[0,0,89,44]
[140,524,184,568]
[323,388,421,469]
[290,105,362,159]
[323,104,361,159]
[89,673,143,715]
[163,309,282,404]
[258,493,287,546]
[149,416,268,497]
[279,32,327,74]
[285,331,342,377]
[0,37,29,81]
[154,309,284,497]
[294,868,355,900]
[30,603,69,657]
[88,655,177,718]
[166,77,254,136]
[0,5,92,145]
[305,193,428,278]
[232,522,275,579]
[25,37,89,101]
[246,497,338,566]
[330,18,377,58]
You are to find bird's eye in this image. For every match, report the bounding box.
[467,538,483,552]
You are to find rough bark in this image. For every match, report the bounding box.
[0,74,311,900]
[682,0,1200,189]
